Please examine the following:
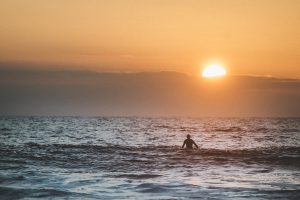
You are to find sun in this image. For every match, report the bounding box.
[202,65,226,78]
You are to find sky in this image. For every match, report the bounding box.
[1,0,300,78]
[0,1,300,117]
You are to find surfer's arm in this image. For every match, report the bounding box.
[182,141,186,148]
[193,141,199,149]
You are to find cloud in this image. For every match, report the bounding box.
[0,69,299,117]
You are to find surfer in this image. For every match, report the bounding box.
[182,134,198,149]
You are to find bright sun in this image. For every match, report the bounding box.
[202,65,226,78]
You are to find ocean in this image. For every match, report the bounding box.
[0,117,299,199]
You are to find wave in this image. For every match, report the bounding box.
[0,128,11,131]
[212,127,244,132]
[136,183,169,193]
[0,142,298,158]
[20,142,300,152]
[1,143,299,167]
[280,128,300,133]
[0,186,75,200]
[113,174,162,179]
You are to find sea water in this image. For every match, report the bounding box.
[0,117,300,199]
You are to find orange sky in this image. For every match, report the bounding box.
[1,0,300,78]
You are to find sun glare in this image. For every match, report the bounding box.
[202,65,226,78]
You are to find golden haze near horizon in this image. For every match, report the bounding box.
[0,0,300,78]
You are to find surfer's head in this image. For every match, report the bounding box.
[187,134,191,139]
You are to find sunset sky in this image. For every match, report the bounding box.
[1,0,300,78]
[1,1,300,117]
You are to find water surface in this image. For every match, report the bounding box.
[0,117,300,199]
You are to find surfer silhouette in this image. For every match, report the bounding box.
[182,134,198,149]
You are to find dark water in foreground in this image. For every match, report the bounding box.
[0,117,300,199]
